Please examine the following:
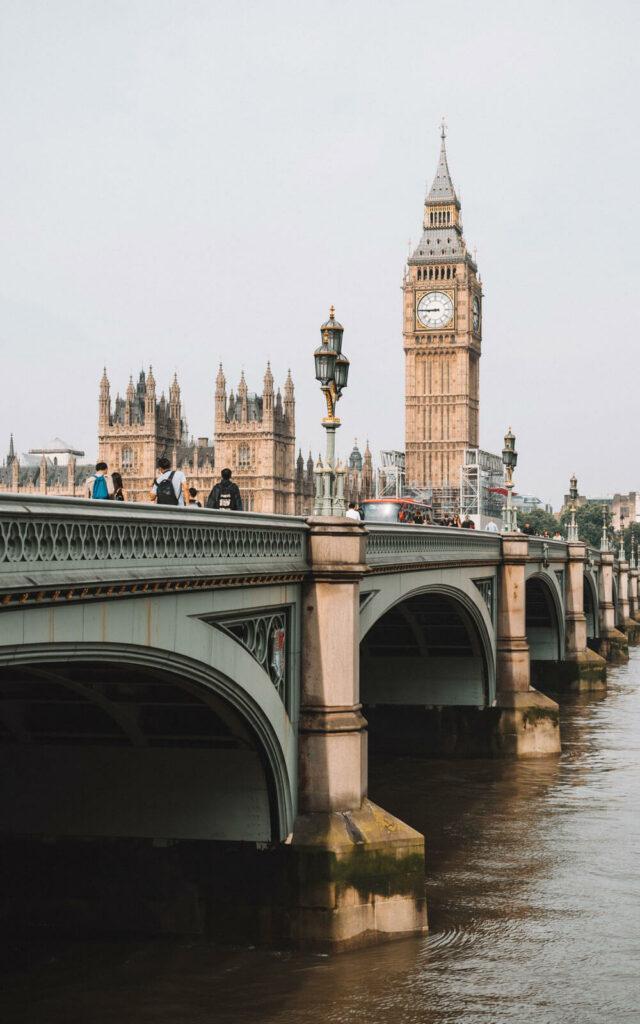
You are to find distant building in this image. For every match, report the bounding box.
[404,126,482,503]
[0,434,92,496]
[98,365,317,514]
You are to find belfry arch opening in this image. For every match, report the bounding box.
[0,657,283,938]
[360,589,491,756]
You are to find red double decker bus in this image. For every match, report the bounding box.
[360,498,433,525]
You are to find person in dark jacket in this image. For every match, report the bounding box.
[206,468,243,511]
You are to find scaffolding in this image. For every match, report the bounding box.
[376,450,406,498]
[459,448,504,520]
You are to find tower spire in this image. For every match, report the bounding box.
[427,121,458,205]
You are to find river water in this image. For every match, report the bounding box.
[2,652,640,1024]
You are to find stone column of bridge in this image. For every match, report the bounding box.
[289,517,427,950]
[598,551,629,663]
[495,535,561,754]
[560,541,607,691]
[630,564,640,622]
[617,559,639,642]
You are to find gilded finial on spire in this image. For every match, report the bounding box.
[329,305,335,320]
[440,116,447,141]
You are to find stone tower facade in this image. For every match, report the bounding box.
[98,367,188,502]
[214,364,296,514]
[404,127,482,495]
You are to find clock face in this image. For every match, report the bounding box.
[472,295,481,333]
[417,291,454,329]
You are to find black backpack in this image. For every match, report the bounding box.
[217,481,233,510]
[155,471,179,506]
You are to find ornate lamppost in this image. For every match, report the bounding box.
[567,474,579,542]
[501,427,518,532]
[600,504,609,552]
[313,306,350,515]
[619,509,626,562]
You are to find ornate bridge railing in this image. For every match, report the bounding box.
[527,538,568,564]
[0,495,308,607]
[365,524,502,570]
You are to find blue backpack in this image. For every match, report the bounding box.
[92,475,110,500]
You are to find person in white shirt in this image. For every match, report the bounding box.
[149,456,189,506]
[485,520,499,533]
[345,502,362,521]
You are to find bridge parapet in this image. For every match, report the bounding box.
[365,524,501,569]
[0,494,308,606]
[527,538,568,563]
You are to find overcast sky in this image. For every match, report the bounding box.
[1,0,638,507]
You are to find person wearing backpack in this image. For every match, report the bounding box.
[150,455,189,507]
[85,462,115,500]
[206,468,243,511]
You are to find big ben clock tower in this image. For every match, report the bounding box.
[404,124,482,497]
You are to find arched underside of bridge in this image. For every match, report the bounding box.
[361,589,491,707]
[0,654,283,844]
[0,592,298,940]
[525,575,563,662]
[584,572,599,641]
[360,584,495,757]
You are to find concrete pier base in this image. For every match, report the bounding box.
[622,620,640,645]
[365,689,560,759]
[600,628,629,663]
[530,649,607,695]
[282,799,427,951]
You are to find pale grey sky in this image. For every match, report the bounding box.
[1,0,638,508]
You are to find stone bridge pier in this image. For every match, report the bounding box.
[290,518,427,949]
[598,550,629,663]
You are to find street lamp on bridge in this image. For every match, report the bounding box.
[619,509,626,562]
[567,474,579,542]
[601,505,609,553]
[501,427,518,533]
[313,306,350,515]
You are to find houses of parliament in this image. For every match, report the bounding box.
[1,128,479,512]
[0,362,374,513]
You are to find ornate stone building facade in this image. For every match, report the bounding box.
[404,127,482,497]
[98,364,306,513]
[0,435,93,496]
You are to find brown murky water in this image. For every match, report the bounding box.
[2,652,640,1023]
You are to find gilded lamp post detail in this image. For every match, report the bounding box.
[501,427,518,533]
[313,307,350,515]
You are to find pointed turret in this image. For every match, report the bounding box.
[136,368,147,401]
[125,376,135,426]
[283,368,295,425]
[215,363,227,427]
[409,122,468,264]
[99,368,111,428]
[275,388,283,418]
[426,121,459,206]
[7,434,16,467]
[263,362,274,420]
[145,366,156,423]
[169,372,181,431]
[238,371,248,422]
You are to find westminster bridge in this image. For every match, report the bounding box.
[0,495,636,950]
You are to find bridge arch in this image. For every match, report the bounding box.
[584,570,599,640]
[612,575,621,627]
[525,572,564,661]
[0,597,297,843]
[360,578,495,709]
